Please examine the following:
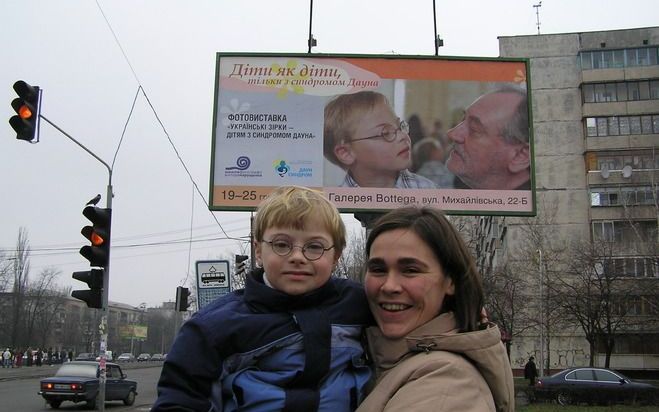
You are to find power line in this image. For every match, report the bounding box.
[94,1,242,242]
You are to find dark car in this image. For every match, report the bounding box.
[535,367,658,406]
[137,353,151,362]
[74,352,96,361]
[38,361,138,409]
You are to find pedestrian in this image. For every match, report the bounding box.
[15,349,23,368]
[524,356,538,386]
[2,348,10,368]
[26,348,33,366]
[36,349,43,366]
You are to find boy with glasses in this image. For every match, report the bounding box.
[324,91,436,188]
[154,186,372,412]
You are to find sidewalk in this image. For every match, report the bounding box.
[0,362,160,382]
[0,364,57,381]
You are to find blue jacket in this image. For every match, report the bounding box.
[153,269,373,412]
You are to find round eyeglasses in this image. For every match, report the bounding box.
[262,238,335,261]
[348,120,410,143]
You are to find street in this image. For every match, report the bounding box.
[0,364,160,411]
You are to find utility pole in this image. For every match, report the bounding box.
[39,115,113,412]
[537,248,545,377]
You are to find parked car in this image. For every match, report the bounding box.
[95,350,113,362]
[150,353,165,361]
[116,353,135,362]
[74,353,96,361]
[535,367,659,405]
[38,361,138,409]
[137,353,151,362]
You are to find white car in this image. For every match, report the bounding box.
[116,353,135,362]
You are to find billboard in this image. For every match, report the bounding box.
[118,325,148,340]
[210,53,535,215]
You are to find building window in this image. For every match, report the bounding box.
[585,114,659,136]
[592,220,657,243]
[588,150,659,171]
[582,79,659,103]
[580,47,658,69]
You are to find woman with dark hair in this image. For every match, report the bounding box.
[357,207,514,412]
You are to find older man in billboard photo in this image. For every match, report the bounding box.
[446,85,530,190]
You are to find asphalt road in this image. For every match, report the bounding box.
[0,363,160,411]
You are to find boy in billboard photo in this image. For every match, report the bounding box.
[323,91,436,189]
[446,85,531,190]
[153,186,373,412]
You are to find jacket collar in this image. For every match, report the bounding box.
[244,268,339,312]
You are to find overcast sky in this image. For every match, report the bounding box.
[2,0,657,307]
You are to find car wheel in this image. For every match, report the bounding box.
[86,398,97,410]
[49,400,62,409]
[557,391,573,405]
[123,390,136,406]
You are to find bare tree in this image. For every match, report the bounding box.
[335,229,367,282]
[26,268,69,348]
[10,227,31,347]
[509,197,569,374]
[0,250,12,293]
[551,238,646,368]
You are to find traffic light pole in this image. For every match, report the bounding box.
[39,114,112,412]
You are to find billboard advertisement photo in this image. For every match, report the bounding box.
[210,53,534,215]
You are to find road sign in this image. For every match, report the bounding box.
[196,260,231,310]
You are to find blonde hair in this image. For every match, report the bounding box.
[253,186,346,255]
[323,91,391,168]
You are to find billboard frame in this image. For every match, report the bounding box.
[209,52,536,217]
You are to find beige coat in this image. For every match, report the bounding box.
[357,312,515,412]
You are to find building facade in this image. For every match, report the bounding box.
[485,27,658,376]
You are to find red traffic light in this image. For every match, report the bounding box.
[9,80,41,142]
[80,204,111,268]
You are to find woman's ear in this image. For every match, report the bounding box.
[445,276,456,296]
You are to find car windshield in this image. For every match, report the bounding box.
[55,363,97,378]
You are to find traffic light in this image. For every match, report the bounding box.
[80,204,112,268]
[235,255,249,277]
[72,201,112,308]
[175,286,190,311]
[71,269,104,309]
[9,80,41,142]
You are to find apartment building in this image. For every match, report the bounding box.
[480,27,658,375]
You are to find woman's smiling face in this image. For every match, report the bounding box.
[364,228,454,339]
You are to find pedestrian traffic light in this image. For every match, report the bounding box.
[80,204,112,268]
[71,268,104,309]
[9,80,41,142]
[235,255,249,277]
[175,286,190,311]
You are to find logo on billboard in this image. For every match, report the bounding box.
[272,159,313,178]
[274,160,290,177]
[226,156,251,171]
[225,156,262,177]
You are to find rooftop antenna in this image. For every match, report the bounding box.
[533,1,542,35]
